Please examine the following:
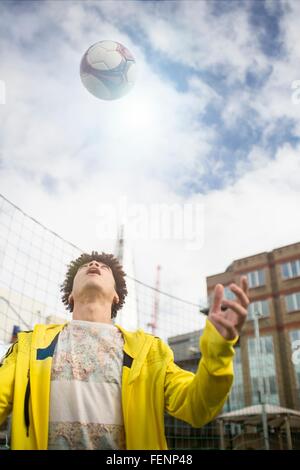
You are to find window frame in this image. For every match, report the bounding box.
[285,292,300,313]
[281,259,300,280]
[247,269,265,288]
[248,299,269,321]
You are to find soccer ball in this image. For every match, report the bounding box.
[80,40,137,101]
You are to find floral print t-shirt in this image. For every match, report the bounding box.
[47,320,125,450]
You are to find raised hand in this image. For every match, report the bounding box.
[208,276,249,340]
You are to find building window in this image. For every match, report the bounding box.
[247,270,265,288]
[289,330,300,389]
[281,260,300,280]
[226,346,244,411]
[285,292,300,313]
[248,300,269,321]
[248,336,279,405]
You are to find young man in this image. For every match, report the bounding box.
[0,251,249,450]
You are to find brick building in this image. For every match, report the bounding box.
[207,241,300,411]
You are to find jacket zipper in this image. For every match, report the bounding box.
[24,370,31,437]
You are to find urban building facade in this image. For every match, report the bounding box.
[206,241,300,411]
[166,241,300,449]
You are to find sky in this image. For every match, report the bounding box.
[0,0,300,313]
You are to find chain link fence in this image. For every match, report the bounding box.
[1,192,300,450]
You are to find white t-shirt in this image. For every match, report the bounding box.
[48,320,125,450]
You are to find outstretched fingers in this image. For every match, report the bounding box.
[229,280,250,309]
[210,284,224,313]
[210,313,237,340]
[221,298,248,326]
[241,275,249,295]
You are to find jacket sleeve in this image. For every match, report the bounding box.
[0,342,17,426]
[164,319,238,427]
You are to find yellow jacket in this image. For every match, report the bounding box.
[0,319,237,450]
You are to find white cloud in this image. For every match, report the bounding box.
[217,0,300,137]
[125,0,269,84]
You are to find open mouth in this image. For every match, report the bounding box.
[87,268,100,276]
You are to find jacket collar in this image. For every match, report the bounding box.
[32,322,156,384]
[115,324,155,384]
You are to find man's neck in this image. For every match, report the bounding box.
[72,300,113,324]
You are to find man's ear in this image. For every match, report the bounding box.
[68,293,74,305]
[114,294,119,305]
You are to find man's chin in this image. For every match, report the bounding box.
[85,278,102,287]
[79,279,103,293]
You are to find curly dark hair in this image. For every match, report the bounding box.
[61,251,128,319]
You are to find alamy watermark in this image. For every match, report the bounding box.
[291,80,300,104]
[0,80,5,104]
[96,196,205,250]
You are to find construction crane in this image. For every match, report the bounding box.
[147,265,161,336]
[115,225,124,264]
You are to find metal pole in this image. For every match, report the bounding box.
[253,311,270,450]
[219,420,225,450]
[285,416,293,450]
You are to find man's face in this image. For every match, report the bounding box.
[70,259,118,307]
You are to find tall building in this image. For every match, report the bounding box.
[114,225,139,331]
[206,241,300,411]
